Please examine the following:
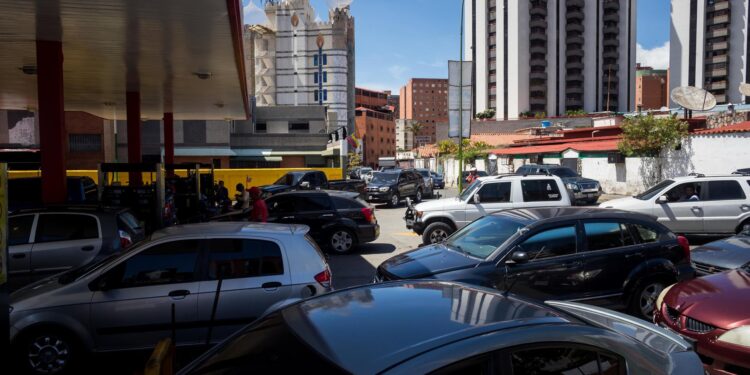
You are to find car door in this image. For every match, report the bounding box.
[701,179,749,233]
[197,237,293,343]
[293,194,339,244]
[519,179,565,207]
[89,239,203,351]
[653,182,705,233]
[465,182,513,223]
[30,213,103,278]
[578,220,640,302]
[397,172,410,197]
[499,223,586,301]
[7,214,36,288]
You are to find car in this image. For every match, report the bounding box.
[7,206,145,291]
[690,225,750,276]
[601,175,750,235]
[654,266,750,373]
[9,222,332,375]
[8,176,98,212]
[348,166,373,181]
[405,174,572,244]
[265,190,379,254]
[414,168,434,197]
[430,171,445,189]
[365,169,426,207]
[384,207,695,320]
[261,170,365,198]
[177,280,704,375]
[517,164,603,205]
[733,168,750,175]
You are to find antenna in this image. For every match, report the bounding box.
[670,86,717,119]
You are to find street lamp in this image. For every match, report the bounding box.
[457,0,466,192]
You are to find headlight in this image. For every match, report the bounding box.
[379,186,390,192]
[718,326,750,347]
[655,284,674,313]
[566,183,579,191]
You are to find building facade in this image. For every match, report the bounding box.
[635,65,669,111]
[398,78,448,145]
[670,0,749,105]
[465,0,636,119]
[354,87,396,166]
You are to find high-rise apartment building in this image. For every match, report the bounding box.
[670,0,749,105]
[465,0,636,119]
[354,87,396,166]
[635,65,669,111]
[398,78,449,145]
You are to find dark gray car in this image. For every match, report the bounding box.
[691,226,750,275]
[517,164,602,204]
[178,281,703,375]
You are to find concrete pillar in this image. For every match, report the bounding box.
[164,113,174,174]
[126,91,142,185]
[36,40,67,204]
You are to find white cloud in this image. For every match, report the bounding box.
[243,1,268,26]
[388,64,408,79]
[636,42,669,70]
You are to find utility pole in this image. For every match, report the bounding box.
[458,0,465,192]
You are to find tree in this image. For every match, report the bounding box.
[436,139,491,162]
[618,114,689,157]
[406,121,425,148]
[437,139,458,155]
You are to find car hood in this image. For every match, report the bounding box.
[379,243,481,279]
[261,184,291,193]
[564,177,598,184]
[599,196,644,209]
[691,235,750,270]
[665,269,750,330]
[366,182,395,189]
[10,275,76,311]
[414,196,463,212]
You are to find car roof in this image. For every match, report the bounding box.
[282,281,572,374]
[268,190,358,199]
[10,205,129,216]
[671,174,748,181]
[490,207,657,227]
[150,222,308,240]
[475,174,563,182]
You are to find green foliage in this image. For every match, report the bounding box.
[406,121,424,135]
[476,109,496,119]
[437,139,491,162]
[565,109,587,117]
[437,140,458,154]
[618,114,689,157]
[534,111,547,119]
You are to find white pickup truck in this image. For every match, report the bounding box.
[405,174,572,244]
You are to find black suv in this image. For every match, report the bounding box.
[365,169,426,207]
[265,191,379,254]
[516,164,602,205]
[377,207,695,320]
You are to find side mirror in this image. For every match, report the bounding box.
[473,194,481,204]
[300,181,311,189]
[508,251,529,264]
[657,195,668,204]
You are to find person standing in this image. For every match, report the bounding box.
[248,187,268,223]
[465,167,479,185]
[234,183,250,210]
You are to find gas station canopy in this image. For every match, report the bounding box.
[0,0,249,120]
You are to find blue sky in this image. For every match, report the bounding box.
[244,0,671,93]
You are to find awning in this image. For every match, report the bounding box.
[233,156,283,162]
[173,147,237,157]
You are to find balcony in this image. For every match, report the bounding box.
[530,83,547,93]
[566,98,583,107]
[707,41,729,51]
[530,32,548,42]
[567,35,584,45]
[566,23,584,33]
[530,45,547,54]
[603,13,619,22]
[530,97,547,105]
[706,28,729,38]
[705,54,727,64]
[566,49,584,57]
[530,71,547,80]
[603,24,619,35]
[567,0,584,7]
[706,67,728,77]
[566,73,584,82]
[566,61,584,69]
[707,14,730,26]
[604,1,620,11]
[530,19,547,28]
[531,56,547,66]
[713,94,727,103]
[603,38,619,47]
[566,86,584,94]
[603,63,620,71]
[706,80,727,90]
[530,6,547,16]
[567,9,584,20]
[707,1,730,12]
[603,50,619,59]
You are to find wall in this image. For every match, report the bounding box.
[280,155,305,168]
[663,132,750,176]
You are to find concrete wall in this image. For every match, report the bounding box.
[663,132,750,176]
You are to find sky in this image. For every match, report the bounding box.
[244,0,672,93]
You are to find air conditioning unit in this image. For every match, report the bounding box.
[607,152,625,164]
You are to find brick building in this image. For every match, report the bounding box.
[635,65,669,111]
[398,78,448,145]
[354,87,396,167]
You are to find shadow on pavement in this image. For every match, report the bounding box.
[327,253,378,290]
[357,243,397,254]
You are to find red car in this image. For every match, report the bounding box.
[654,267,750,375]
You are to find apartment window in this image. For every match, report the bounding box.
[323,71,328,82]
[313,55,319,66]
[322,54,328,65]
[289,122,310,133]
[255,122,267,133]
[314,90,319,102]
[69,134,102,152]
[314,72,319,83]
[323,89,328,101]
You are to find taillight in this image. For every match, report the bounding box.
[314,268,332,289]
[677,235,690,263]
[119,229,133,249]
[361,207,376,224]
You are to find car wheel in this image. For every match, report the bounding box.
[586,198,599,205]
[415,189,423,203]
[737,219,750,234]
[388,193,400,207]
[630,278,670,320]
[329,228,356,254]
[16,328,80,375]
[422,222,453,245]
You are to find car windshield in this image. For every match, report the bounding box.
[445,216,526,259]
[635,179,674,200]
[370,172,398,184]
[549,168,578,178]
[459,180,482,201]
[273,172,305,186]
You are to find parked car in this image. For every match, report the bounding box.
[690,224,750,275]
[261,170,365,198]
[601,175,750,235]
[9,222,332,375]
[733,168,750,175]
[365,169,426,207]
[385,207,694,320]
[405,174,572,244]
[430,171,445,189]
[517,164,602,205]
[348,166,373,181]
[7,206,145,291]
[8,176,98,212]
[178,280,703,375]
[265,191,379,254]
[654,267,750,373]
[415,168,434,197]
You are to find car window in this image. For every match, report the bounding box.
[206,239,283,280]
[583,222,635,251]
[331,196,364,210]
[295,195,332,211]
[107,239,201,288]
[477,182,511,203]
[707,180,746,201]
[35,214,99,243]
[510,345,624,375]
[521,179,562,202]
[518,226,577,260]
[118,211,142,233]
[9,215,35,246]
[445,216,527,259]
[429,355,491,374]
[632,224,659,243]
[664,182,702,202]
[635,179,674,200]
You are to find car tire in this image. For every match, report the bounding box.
[586,198,599,205]
[415,189,423,203]
[329,228,357,254]
[388,193,400,207]
[629,277,672,320]
[737,219,750,234]
[422,222,453,245]
[14,327,82,375]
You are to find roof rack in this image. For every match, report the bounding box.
[494,173,519,179]
[688,173,705,178]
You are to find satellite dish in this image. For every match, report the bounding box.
[740,83,750,97]
[670,86,717,111]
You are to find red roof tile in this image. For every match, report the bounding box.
[693,121,750,135]
[491,138,620,155]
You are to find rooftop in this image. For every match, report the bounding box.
[693,121,750,135]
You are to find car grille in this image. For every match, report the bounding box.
[579,182,598,190]
[666,306,681,323]
[692,261,728,275]
[685,317,716,333]
[367,187,380,192]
